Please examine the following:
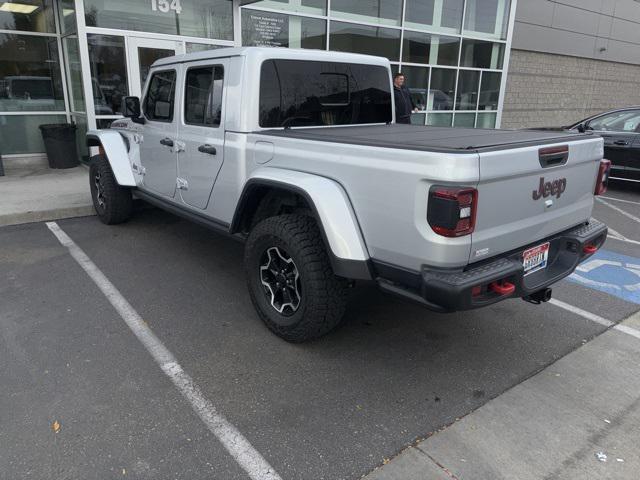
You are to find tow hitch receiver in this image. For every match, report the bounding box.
[523,288,552,305]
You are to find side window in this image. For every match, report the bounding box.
[184,65,224,127]
[588,110,640,133]
[144,70,176,122]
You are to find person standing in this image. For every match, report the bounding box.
[393,73,418,124]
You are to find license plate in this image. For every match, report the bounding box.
[523,242,550,276]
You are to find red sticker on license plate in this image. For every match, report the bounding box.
[523,242,550,276]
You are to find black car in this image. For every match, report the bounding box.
[567,107,640,183]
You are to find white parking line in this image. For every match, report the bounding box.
[46,222,282,480]
[606,227,640,246]
[596,197,640,224]
[549,298,640,339]
[599,196,640,207]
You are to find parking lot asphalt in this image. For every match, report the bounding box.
[1,180,639,480]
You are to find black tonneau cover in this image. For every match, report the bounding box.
[258,124,593,153]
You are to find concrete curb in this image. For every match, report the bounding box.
[0,205,95,227]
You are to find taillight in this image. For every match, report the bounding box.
[427,186,478,237]
[594,159,611,196]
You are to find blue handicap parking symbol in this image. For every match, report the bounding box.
[567,249,640,304]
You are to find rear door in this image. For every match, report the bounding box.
[176,60,228,209]
[471,137,603,263]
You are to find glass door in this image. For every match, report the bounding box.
[128,37,184,97]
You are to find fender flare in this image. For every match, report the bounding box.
[232,168,373,280]
[86,130,136,187]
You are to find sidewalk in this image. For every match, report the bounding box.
[0,163,94,227]
[365,312,640,480]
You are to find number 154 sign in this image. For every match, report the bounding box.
[151,0,183,14]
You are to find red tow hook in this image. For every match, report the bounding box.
[583,244,598,255]
[489,281,516,296]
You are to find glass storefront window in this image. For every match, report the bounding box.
[0,34,64,112]
[476,112,496,128]
[464,0,511,39]
[84,0,233,41]
[427,112,453,127]
[245,0,326,15]
[62,35,85,113]
[460,39,504,69]
[185,43,225,54]
[87,34,129,116]
[429,68,455,111]
[331,0,402,27]
[330,22,400,61]
[400,65,428,111]
[58,0,77,34]
[404,0,464,34]
[456,70,480,110]
[0,114,66,154]
[478,72,500,110]
[71,113,89,162]
[0,0,55,33]
[242,10,326,50]
[402,32,459,66]
[454,112,476,127]
[410,113,425,125]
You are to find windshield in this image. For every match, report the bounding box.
[259,59,392,128]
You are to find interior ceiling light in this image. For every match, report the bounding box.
[0,2,40,14]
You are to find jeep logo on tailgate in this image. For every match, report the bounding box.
[532,177,567,200]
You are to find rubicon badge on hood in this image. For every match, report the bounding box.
[533,177,567,200]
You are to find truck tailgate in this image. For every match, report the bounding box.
[470,137,604,263]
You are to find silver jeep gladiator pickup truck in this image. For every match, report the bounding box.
[87,47,610,342]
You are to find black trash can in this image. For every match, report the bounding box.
[39,123,79,169]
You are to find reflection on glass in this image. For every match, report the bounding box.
[330,21,400,61]
[259,59,392,127]
[84,0,233,40]
[454,112,476,127]
[476,112,496,128]
[429,68,456,111]
[456,70,480,110]
[460,39,504,69]
[87,34,129,115]
[0,114,66,154]
[479,72,500,110]
[244,0,326,15]
[464,0,511,39]
[186,43,225,54]
[400,65,429,111]
[331,0,402,26]
[59,0,77,34]
[403,33,459,66]
[72,114,89,161]
[427,112,453,127]
[0,34,64,111]
[242,10,326,50]
[63,36,85,112]
[138,47,175,86]
[0,0,55,33]
[96,118,114,129]
[410,113,426,125]
[404,0,464,33]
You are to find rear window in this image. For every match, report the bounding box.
[259,59,392,128]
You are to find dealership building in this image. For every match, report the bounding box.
[0,0,639,161]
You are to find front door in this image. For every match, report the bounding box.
[139,67,180,197]
[128,37,184,97]
[177,59,228,209]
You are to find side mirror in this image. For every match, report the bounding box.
[121,96,144,124]
[576,123,585,133]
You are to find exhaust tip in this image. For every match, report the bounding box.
[523,288,552,305]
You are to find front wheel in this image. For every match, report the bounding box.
[244,214,349,342]
[89,155,133,225]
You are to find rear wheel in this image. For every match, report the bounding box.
[245,214,349,342]
[89,155,133,225]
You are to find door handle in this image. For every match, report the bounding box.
[160,138,174,147]
[198,144,217,155]
[614,140,629,146]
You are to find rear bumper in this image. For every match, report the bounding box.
[377,219,608,312]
